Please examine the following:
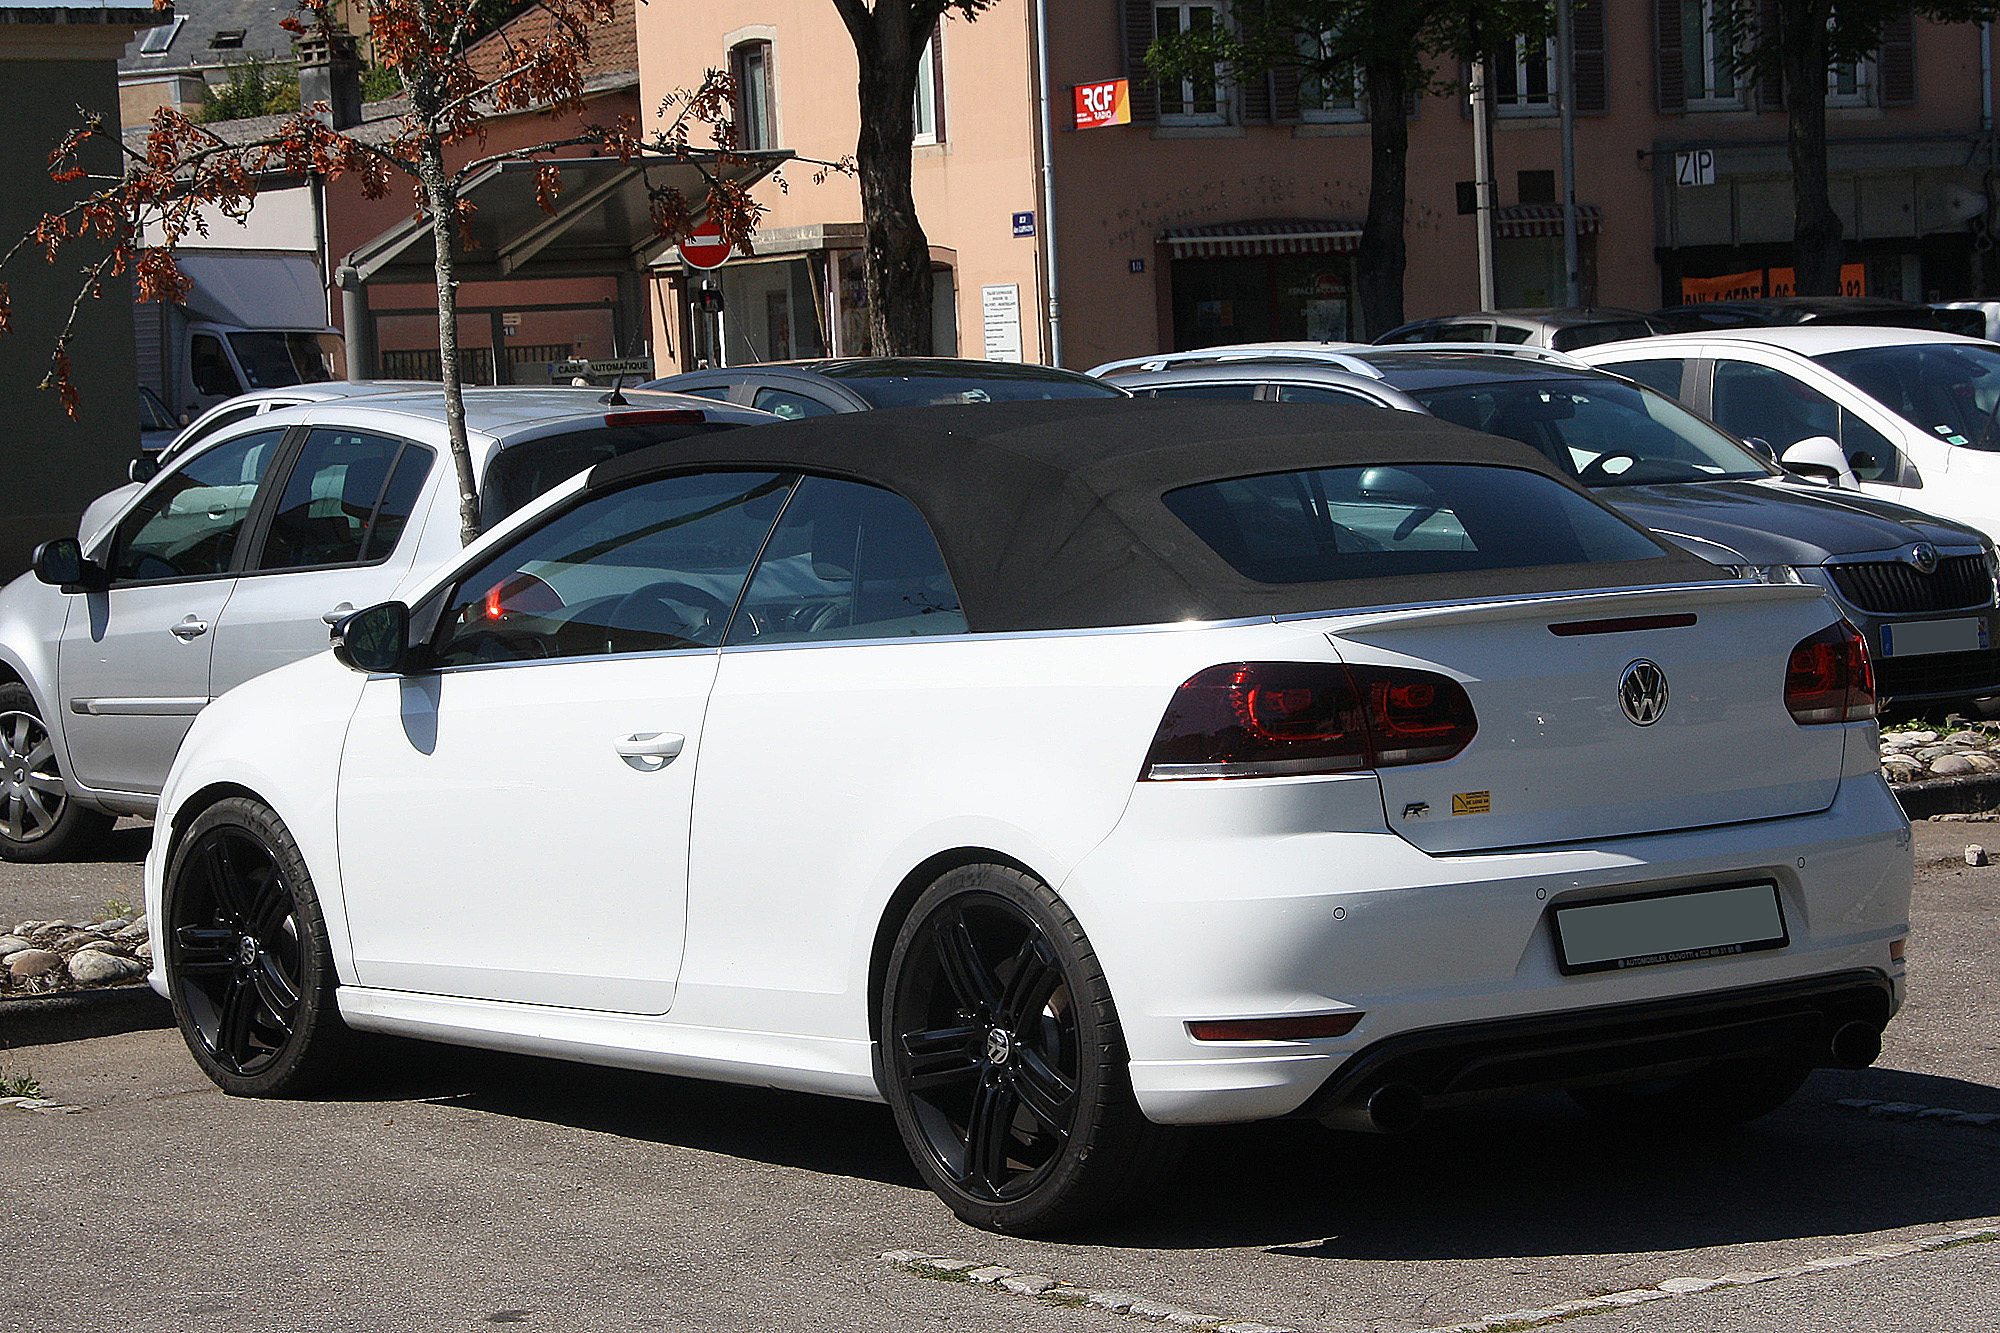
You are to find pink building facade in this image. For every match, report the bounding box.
[638,0,1999,372]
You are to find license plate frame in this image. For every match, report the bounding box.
[1551,881,1788,976]
[1879,616,1987,658]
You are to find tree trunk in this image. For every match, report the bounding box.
[848,5,935,356]
[1780,0,1843,296]
[416,136,480,547]
[1356,54,1410,338]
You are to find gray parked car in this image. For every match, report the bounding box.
[642,357,1126,418]
[0,386,774,861]
[1092,344,2000,714]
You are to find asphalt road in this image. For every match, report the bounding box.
[0,819,1994,1333]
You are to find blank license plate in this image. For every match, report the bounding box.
[1552,882,1787,975]
[1879,617,1987,658]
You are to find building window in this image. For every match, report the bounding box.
[1827,57,1873,106]
[1154,1,1226,124]
[1492,37,1556,115]
[137,14,186,56]
[912,32,944,144]
[731,40,774,150]
[1680,0,1742,108]
[1299,31,1362,122]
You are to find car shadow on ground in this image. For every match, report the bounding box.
[337,1038,1999,1254]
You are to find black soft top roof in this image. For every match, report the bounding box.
[587,398,1716,632]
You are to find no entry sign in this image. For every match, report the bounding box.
[679,223,732,270]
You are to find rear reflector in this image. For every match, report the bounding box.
[605,410,704,426]
[1143,661,1476,779]
[1785,621,1877,725]
[1188,1013,1364,1041]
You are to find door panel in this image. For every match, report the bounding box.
[56,428,286,794]
[332,468,791,1012]
[335,653,720,1012]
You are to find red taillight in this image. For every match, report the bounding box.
[1188,1013,1364,1041]
[1785,621,1877,725]
[605,409,704,426]
[1143,661,1477,779]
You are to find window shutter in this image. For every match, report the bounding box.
[1656,0,1686,112]
[1755,0,1784,110]
[1243,70,1274,122]
[1123,0,1160,123]
[1272,62,1302,121]
[1573,0,1606,112]
[1880,9,1915,106]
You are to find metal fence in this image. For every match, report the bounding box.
[376,344,574,383]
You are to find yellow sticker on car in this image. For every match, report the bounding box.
[1451,791,1491,816]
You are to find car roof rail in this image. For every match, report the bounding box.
[1360,343,1594,369]
[1088,344,1388,379]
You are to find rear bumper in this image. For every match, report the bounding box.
[1298,969,1893,1126]
[1064,763,1910,1126]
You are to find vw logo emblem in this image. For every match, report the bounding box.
[984,1028,1013,1065]
[1619,659,1669,727]
[1905,543,1940,575]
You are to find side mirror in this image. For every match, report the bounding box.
[128,455,160,484]
[1779,435,1857,488]
[32,538,105,591]
[331,601,415,674]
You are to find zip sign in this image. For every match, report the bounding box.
[1675,149,1717,187]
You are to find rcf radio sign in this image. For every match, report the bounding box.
[1073,79,1131,129]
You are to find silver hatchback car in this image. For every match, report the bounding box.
[0,387,773,860]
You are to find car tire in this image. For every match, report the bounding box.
[163,796,355,1097]
[880,864,1182,1234]
[1567,1057,1811,1131]
[0,680,114,863]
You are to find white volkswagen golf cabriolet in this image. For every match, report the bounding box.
[143,398,1910,1233]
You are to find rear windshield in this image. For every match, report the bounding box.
[481,421,747,524]
[829,365,1124,409]
[1550,321,1655,351]
[1162,463,1664,584]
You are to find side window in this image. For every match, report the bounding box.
[175,402,267,453]
[1275,384,1387,406]
[189,334,243,398]
[435,471,792,666]
[1839,409,1904,483]
[752,386,840,419]
[1608,358,1689,401]
[676,384,737,402]
[256,428,434,571]
[1711,361,1839,451]
[110,428,285,582]
[1151,383,1261,400]
[728,476,966,645]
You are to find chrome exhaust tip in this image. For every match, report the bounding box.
[1320,1081,1424,1134]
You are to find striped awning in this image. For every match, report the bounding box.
[1494,203,1602,238]
[1160,219,1363,258]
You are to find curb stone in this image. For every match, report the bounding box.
[0,983,171,1047]
[1890,772,2000,819]
[881,1252,1287,1332]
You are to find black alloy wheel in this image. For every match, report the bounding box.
[881,865,1180,1234]
[165,797,353,1097]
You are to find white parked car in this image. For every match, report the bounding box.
[142,399,1908,1234]
[0,387,771,861]
[1575,329,2000,543]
